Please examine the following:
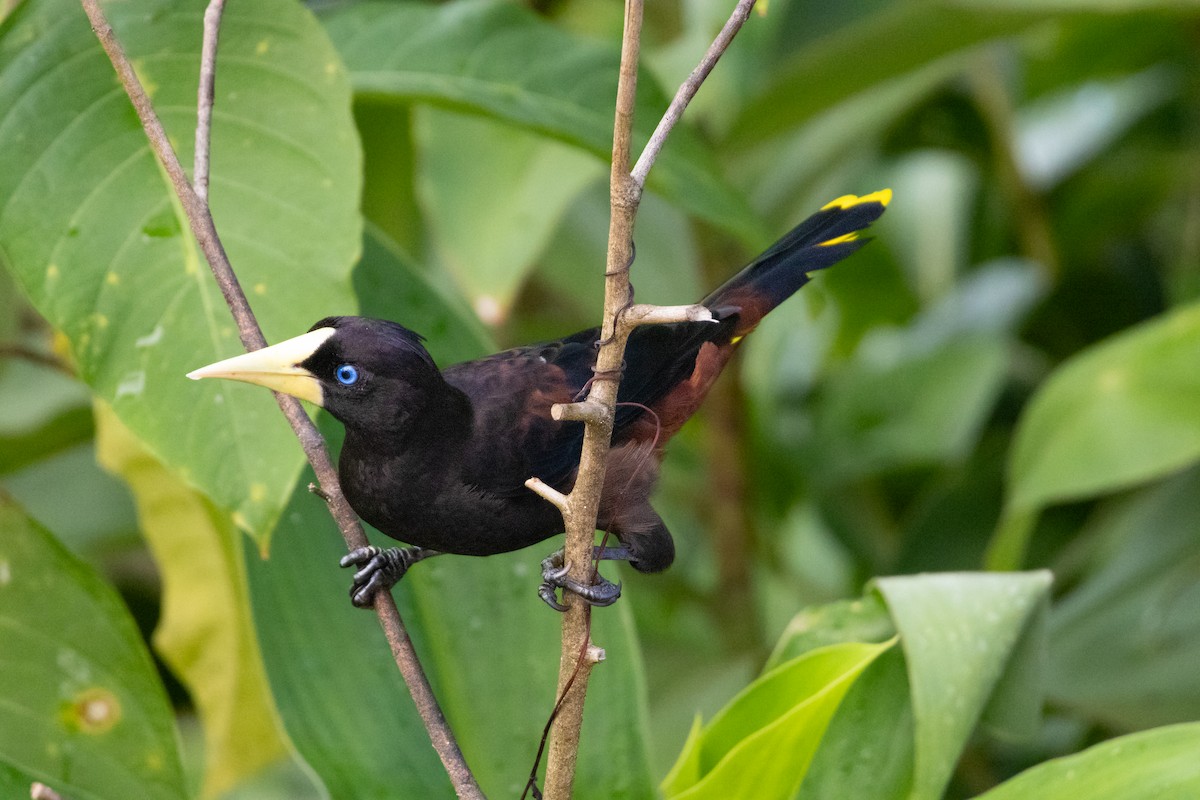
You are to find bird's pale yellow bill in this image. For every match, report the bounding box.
[186,327,336,406]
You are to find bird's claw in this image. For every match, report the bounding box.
[339,546,415,608]
[538,552,622,612]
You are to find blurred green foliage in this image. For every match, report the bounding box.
[2,0,1199,797]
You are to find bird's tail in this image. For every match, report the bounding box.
[702,189,891,335]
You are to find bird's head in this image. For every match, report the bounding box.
[187,316,441,431]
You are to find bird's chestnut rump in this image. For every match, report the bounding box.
[187,190,890,609]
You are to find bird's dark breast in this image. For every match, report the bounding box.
[338,438,566,556]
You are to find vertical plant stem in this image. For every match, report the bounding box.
[540,0,759,796]
[541,2,644,795]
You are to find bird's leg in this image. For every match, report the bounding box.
[538,546,629,611]
[339,546,443,608]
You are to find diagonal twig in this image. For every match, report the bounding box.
[631,0,757,187]
[78,2,482,796]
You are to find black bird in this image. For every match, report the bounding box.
[188,190,889,609]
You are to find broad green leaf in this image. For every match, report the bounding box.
[810,334,1007,480]
[832,258,1044,482]
[1048,467,1200,730]
[991,301,1200,568]
[799,647,915,800]
[0,494,187,800]
[352,225,492,364]
[875,571,1051,800]
[0,0,361,544]
[0,762,38,798]
[415,108,604,320]
[764,572,1050,799]
[319,0,766,244]
[0,269,20,345]
[1,442,138,556]
[94,406,289,798]
[1016,66,1178,190]
[356,100,422,258]
[0,357,92,476]
[973,723,1200,800]
[0,329,139,555]
[764,592,894,671]
[1009,300,1200,506]
[883,150,979,303]
[741,0,1199,147]
[729,3,1044,145]
[243,472,449,799]
[661,640,892,799]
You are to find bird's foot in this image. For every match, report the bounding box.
[339,546,439,608]
[538,548,624,612]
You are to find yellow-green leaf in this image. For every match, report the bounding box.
[94,406,286,798]
[661,640,892,799]
[0,494,187,800]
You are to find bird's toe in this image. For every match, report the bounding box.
[339,545,380,569]
[538,553,622,611]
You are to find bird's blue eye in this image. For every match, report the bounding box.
[335,364,359,386]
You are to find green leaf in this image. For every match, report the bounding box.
[415,108,604,319]
[244,476,448,798]
[807,260,1043,482]
[758,572,1051,799]
[799,648,915,800]
[94,406,290,798]
[729,3,1044,145]
[0,357,93,477]
[0,494,187,800]
[660,640,892,800]
[352,224,493,364]
[1015,66,1179,190]
[811,334,1008,480]
[319,0,765,244]
[0,0,362,544]
[1048,467,1200,730]
[1010,300,1200,506]
[874,571,1051,800]
[764,592,894,672]
[992,301,1200,568]
[973,723,1200,800]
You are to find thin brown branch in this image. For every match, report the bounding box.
[631,0,757,187]
[525,477,570,514]
[78,2,482,796]
[538,0,757,795]
[539,0,645,794]
[550,399,610,424]
[193,0,224,202]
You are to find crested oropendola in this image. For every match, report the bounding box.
[188,190,890,609]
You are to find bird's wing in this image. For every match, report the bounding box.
[443,318,730,497]
[441,332,593,496]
